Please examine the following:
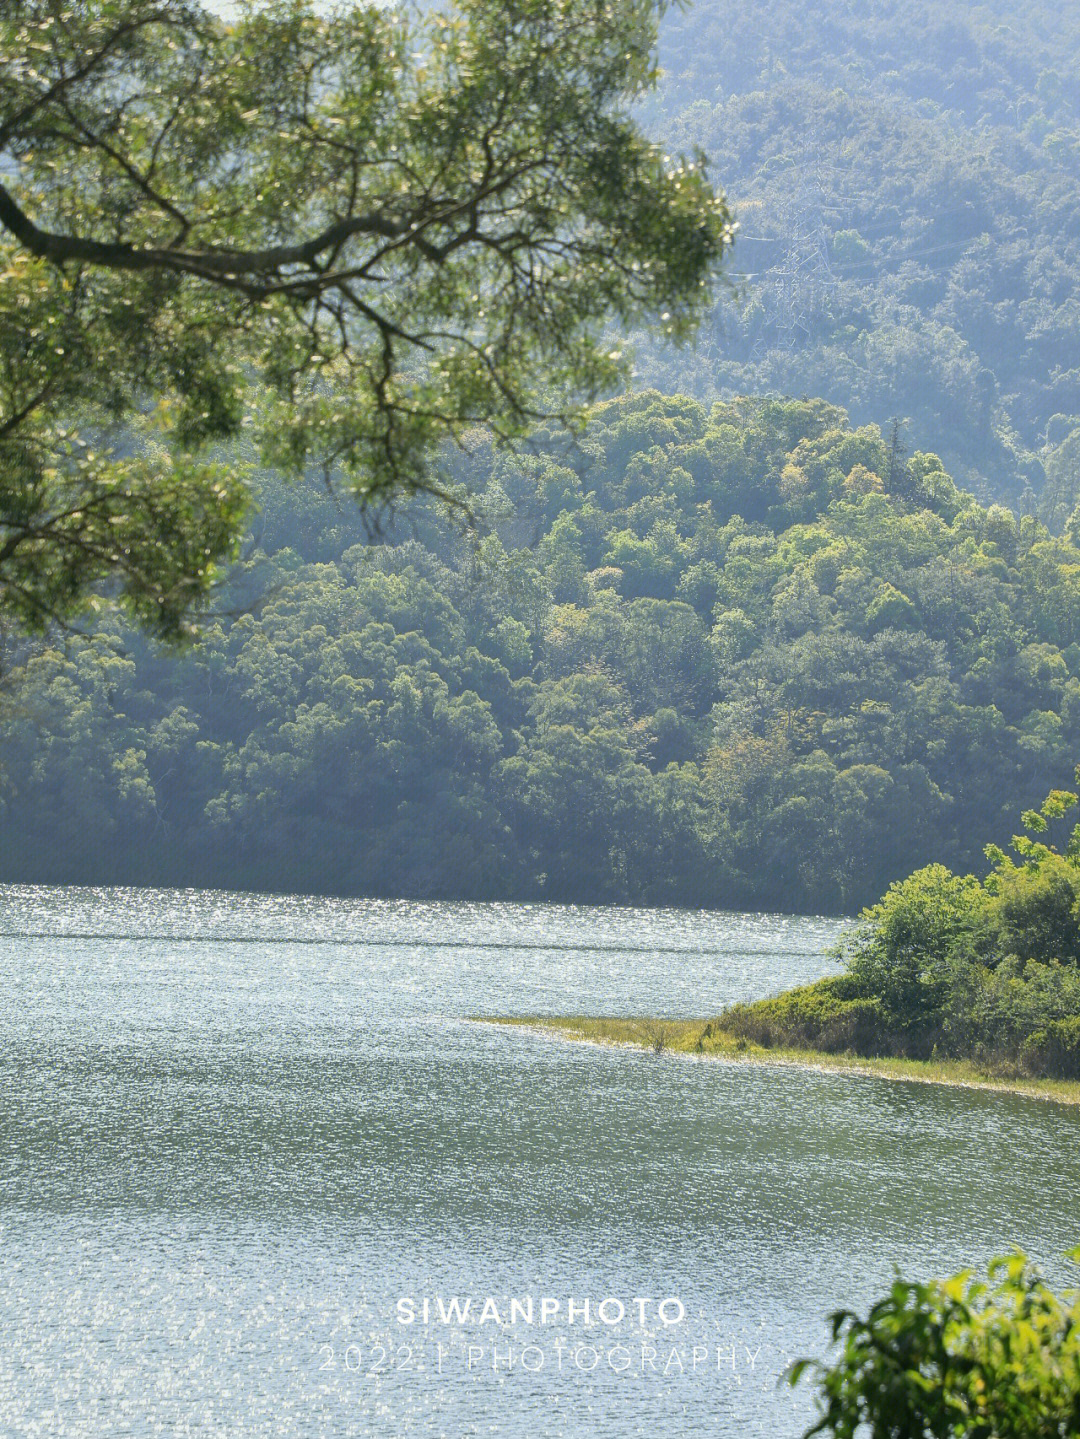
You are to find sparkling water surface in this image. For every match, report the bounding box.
[2,887,1078,1437]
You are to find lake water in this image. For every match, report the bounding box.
[2,886,1079,1438]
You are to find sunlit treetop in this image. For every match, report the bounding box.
[0,0,733,636]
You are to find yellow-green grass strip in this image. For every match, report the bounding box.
[475,1016,1080,1107]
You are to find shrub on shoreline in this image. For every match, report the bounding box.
[716,776,1080,1079]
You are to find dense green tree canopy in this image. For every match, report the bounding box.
[5,392,1080,911]
[0,0,731,634]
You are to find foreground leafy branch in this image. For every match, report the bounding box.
[791,1250,1080,1438]
[0,0,732,635]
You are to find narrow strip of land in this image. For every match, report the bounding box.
[480,1017,1080,1107]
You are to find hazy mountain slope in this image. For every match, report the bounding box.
[634,0,1080,511]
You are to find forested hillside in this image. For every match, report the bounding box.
[4,393,1080,911]
[639,0,1080,511]
[6,0,1080,913]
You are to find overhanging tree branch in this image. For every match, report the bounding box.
[0,179,416,280]
[0,0,733,637]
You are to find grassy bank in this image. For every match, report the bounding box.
[482,1016,1080,1106]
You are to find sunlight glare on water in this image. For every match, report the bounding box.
[2,886,1079,1437]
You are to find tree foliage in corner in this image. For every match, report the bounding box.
[0,0,732,636]
[791,1249,1080,1438]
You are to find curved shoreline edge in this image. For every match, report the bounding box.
[474,1017,1080,1108]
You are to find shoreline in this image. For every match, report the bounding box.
[477,1016,1080,1108]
